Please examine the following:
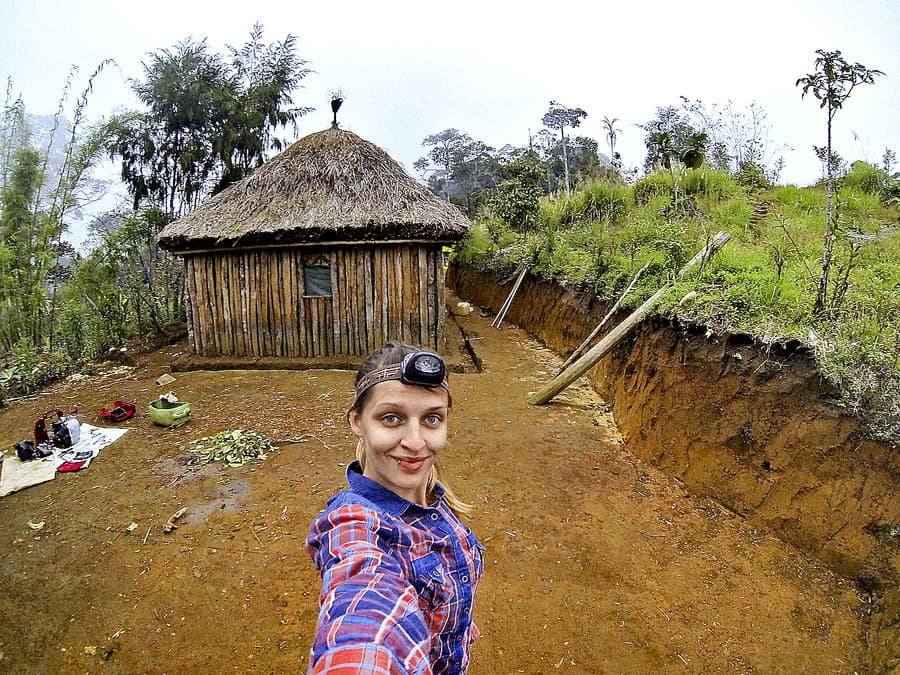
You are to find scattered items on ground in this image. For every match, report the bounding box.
[155,373,176,386]
[184,429,274,468]
[1,423,129,497]
[126,521,138,532]
[99,401,136,423]
[163,507,188,533]
[27,521,45,530]
[451,301,474,316]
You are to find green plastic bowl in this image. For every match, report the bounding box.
[149,399,191,427]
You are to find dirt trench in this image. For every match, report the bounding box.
[451,264,899,667]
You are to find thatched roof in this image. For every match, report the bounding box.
[157,127,471,252]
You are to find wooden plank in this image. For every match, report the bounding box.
[274,251,285,356]
[261,250,272,356]
[417,246,427,346]
[309,296,319,356]
[361,247,373,353]
[185,257,200,355]
[209,255,223,356]
[221,256,234,355]
[287,250,296,357]
[259,251,269,356]
[297,251,308,357]
[329,251,338,355]
[492,265,529,329]
[380,246,390,346]
[426,249,442,350]
[436,248,446,350]
[343,249,354,354]
[529,232,732,405]
[371,248,379,348]
[394,246,405,343]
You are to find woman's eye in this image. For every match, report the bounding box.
[381,414,401,425]
[424,414,443,426]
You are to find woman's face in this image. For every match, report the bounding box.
[349,379,449,505]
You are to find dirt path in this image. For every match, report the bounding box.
[0,312,867,672]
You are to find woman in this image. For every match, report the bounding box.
[306,342,484,674]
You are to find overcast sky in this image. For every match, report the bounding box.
[3,0,899,243]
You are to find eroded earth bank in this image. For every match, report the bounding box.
[451,264,899,672]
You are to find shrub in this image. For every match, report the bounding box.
[842,161,890,195]
[571,182,631,224]
[678,168,736,200]
[633,173,673,205]
[735,161,772,191]
[773,185,826,214]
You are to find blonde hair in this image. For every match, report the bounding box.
[351,342,473,517]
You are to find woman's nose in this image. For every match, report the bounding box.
[401,422,426,450]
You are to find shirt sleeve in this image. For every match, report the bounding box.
[307,504,432,675]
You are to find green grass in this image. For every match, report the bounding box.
[458,170,900,444]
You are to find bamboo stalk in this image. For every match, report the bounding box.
[558,258,652,372]
[529,232,731,405]
[492,265,529,328]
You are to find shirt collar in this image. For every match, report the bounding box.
[346,460,444,517]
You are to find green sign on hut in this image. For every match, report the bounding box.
[156,124,470,359]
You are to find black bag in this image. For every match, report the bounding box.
[15,440,36,461]
[52,419,74,448]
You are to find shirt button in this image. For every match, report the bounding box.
[430,512,439,521]
[461,575,469,583]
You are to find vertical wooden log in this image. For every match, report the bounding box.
[274,251,285,357]
[209,255,223,356]
[417,246,428,347]
[436,247,446,351]
[360,247,372,353]
[185,257,199,355]
[372,246,393,345]
[297,251,307,357]
[287,249,296,357]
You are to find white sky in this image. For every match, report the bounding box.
[3,0,899,238]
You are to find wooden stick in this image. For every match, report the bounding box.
[558,259,652,372]
[491,265,529,328]
[529,232,731,405]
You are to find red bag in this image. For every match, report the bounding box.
[100,401,136,422]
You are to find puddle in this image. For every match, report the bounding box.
[183,481,251,525]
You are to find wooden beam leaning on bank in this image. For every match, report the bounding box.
[491,265,529,328]
[529,231,732,405]
[558,258,652,373]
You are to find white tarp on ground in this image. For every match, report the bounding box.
[0,455,56,497]
[0,423,128,497]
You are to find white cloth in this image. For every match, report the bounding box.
[53,422,128,469]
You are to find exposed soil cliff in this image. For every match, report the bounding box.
[450,264,899,589]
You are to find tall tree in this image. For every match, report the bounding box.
[0,145,45,345]
[541,101,587,195]
[414,129,499,212]
[110,25,311,219]
[641,106,702,172]
[218,23,312,190]
[601,116,621,169]
[111,38,231,218]
[796,49,883,315]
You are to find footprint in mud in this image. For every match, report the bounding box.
[182,481,251,525]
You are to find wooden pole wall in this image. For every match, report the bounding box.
[184,244,445,358]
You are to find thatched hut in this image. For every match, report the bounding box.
[156,127,470,359]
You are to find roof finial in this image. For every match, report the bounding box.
[330,90,344,128]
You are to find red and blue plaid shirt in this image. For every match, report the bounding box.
[306,462,483,674]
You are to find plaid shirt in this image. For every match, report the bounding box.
[306,462,483,674]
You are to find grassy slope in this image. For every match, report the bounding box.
[457,165,899,444]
